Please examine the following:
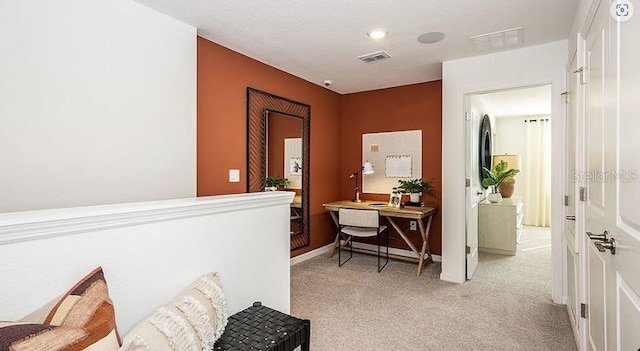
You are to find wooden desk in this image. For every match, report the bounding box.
[291,195,302,209]
[323,200,437,276]
[290,195,302,236]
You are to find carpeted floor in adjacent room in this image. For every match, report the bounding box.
[290,226,577,351]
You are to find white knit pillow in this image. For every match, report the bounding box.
[120,273,228,351]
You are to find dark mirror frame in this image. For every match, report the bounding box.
[247,87,310,250]
[479,114,493,188]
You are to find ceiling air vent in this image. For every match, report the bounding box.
[358,51,391,63]
[470,27,523,53]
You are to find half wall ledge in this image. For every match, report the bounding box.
[0,191,295,245]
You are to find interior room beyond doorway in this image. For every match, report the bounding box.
[466,84,553,284]
[482,85,552,227]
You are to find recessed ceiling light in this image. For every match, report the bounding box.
[367,29,388,39]
[417,32,445,44]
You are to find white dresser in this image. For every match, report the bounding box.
[478,196,523,255]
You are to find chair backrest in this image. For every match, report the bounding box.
[338,208,379,228]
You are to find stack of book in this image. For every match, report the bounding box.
[404,201,425,208]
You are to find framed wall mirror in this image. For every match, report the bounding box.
[247,88,310,250]
[479,114,493,188]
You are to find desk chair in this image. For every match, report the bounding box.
[338,208,389,272]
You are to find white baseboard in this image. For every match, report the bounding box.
[290,243,333,266]
[290,242,442,266]
[350,242,442,262]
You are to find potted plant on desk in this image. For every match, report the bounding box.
[481,160,520,203]
[393,178,434,206]
[264,176,290,191]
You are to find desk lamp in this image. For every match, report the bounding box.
[350,161,374,202]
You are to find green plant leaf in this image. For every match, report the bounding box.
[482,167,497,181]
[481,160,519,189]
[394,178,434,196]
[494,160,508,174]
[264,176,290,188]
[481,178,497,187]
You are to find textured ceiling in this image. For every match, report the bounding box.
[135,0,578,94]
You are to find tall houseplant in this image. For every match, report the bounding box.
[482,160,519,202]
[393,178,434,203]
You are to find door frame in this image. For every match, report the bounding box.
[575,36,588,351]
[565,35,588,350]
[463,84,562,287]
[441,41,568,304]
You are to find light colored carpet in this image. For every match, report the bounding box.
[291,226,576,351]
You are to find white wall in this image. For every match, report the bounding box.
[0,192,294,334]
[441,41,567,304]
[0,0,196,213]
[494,116,530,198]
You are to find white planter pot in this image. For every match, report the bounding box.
[264,186,277,192]
[409,193,420,203]
[487,192,502,203]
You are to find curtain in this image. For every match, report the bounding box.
[523,118,551,227]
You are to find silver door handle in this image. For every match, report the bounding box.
[566,215,575,221]
[587,230,608,241]
[594,237,616,255]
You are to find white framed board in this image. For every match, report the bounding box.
[362,130,422,194]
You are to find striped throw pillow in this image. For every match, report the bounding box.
[0,267,121,351]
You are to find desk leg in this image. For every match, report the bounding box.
[385,217,421,258]
[416,215,434,276]
[388,215,434,276]
[328,211,340,258]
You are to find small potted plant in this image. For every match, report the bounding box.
[264,176,290,191]
[393,178,434,203]
[481,160,520,203]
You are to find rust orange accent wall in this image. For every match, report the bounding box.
[341,82,443,255]
[197,37,342,257]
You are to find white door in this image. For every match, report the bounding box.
[584,1,640,350]
[465,107,479,279]
[565,51,581,335]
[566,53,578,255]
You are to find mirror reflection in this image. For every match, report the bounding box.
[266,111,303,236]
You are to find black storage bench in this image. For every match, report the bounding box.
[213,302,310,351]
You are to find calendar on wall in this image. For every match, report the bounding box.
[385,155,412,178]
[284,138,302,189]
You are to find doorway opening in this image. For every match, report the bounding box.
[465,84,553,287]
